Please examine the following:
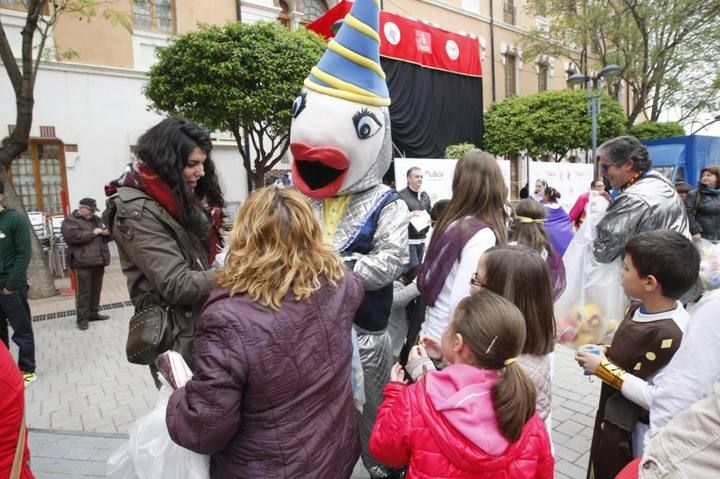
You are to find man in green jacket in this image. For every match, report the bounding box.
[0,180,36,387]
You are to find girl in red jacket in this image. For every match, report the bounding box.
[369,290,554,478]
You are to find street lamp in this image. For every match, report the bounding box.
[691,114,720,135]
[568,64,622,176]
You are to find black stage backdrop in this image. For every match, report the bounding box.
[381,57,484,159]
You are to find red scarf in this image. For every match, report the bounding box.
[136,164,182,219]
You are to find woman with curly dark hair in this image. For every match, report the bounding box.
[104,118,225,374]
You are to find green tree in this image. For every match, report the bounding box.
[484,89,626,160]
[524,0,720,127]
[629,121,685,141]
[444,143,477,159]
[0,1,129,298]
[144,21,326,189]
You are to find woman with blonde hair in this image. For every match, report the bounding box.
[418,150,509,342]
[166,187,365,479]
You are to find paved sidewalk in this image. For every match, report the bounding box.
[27,430,372,479]
[28,262,130,319]
[17,299,600,478]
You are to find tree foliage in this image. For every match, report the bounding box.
[629,121,685,141]
[0,0,128,298]
[483,89,626,160]
[524,0,720,127]
[144,21,326,188]
[444,143,477,159]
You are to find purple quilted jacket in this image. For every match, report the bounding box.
[166,271,364,478]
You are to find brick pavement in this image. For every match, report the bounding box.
[16,264,601,477]
[27,430,372,479]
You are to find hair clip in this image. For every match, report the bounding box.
[485,336,497,354]
[515,215,545,224]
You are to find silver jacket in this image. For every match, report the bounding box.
[593,170,689,263]
[312,184,409,290]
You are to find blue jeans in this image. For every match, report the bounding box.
[408,243,425,270]
[0,286,36,373]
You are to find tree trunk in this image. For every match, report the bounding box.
[0,168,57,299]
[252,167,265,190]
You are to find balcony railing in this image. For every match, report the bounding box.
[503,3,517,25]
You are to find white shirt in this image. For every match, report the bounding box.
[419,226,496,341]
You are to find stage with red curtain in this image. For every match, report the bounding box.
[308,1,484,159]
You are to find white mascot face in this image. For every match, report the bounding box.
[289,89,391,199]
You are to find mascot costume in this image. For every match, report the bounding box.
[289,0,409,476]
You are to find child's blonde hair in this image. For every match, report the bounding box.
[452,291,537,442]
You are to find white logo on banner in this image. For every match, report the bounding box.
[384,22,401,45]
[446,40,459,60]
[415,30,432,53]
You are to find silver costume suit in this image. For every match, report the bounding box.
[312,184,409,478]
[593,170,689,264]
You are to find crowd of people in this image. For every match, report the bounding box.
[2,0,719,475]
[3,119,720,478]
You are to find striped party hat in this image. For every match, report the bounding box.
[305,0,390,106]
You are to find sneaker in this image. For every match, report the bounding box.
[22,372,37,388]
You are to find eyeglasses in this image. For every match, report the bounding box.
[470,272,486,288]
[599,161,609,176]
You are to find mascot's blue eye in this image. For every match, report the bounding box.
[292,91,307,118]
[352,108,382,140]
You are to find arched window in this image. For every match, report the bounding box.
[298,0,328,25]
[277,0,291,28]
[538,62,549,92]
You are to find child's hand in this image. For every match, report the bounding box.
[390,363,408,384]
[408,344,428,363]
[419,335,443,360]
[575,347,606,375]
[578,343,608,354]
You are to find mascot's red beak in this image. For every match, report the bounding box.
[290,142,350,199]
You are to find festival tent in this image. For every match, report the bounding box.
[308,1,484,158]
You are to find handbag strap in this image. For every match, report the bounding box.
[10,408,26,479]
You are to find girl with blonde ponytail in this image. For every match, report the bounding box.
[369,291,553,478]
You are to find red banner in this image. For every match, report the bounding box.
[307,1,482,78]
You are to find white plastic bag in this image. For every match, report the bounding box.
[554,197,626,348]
[351,328,366,414]
[108,354,209,479]
[696,238,720,290]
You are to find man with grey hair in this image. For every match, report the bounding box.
[593,135,689,263]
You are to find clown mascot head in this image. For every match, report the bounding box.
[289,0,409,476]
